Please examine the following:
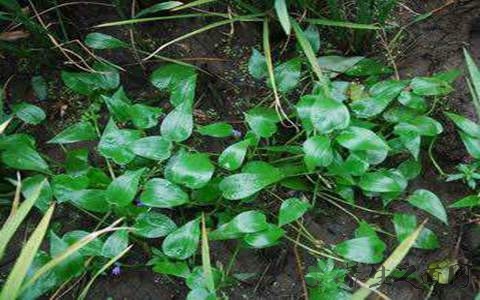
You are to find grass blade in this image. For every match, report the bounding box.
[351,220,426,300]
[0,204,55,300]
[171,0,217,11]
[201,213,215,293]
[78,245,132,300]
[274,0,291,35]
[95,13,225,28]
[143,14,263,61]
[0,180,45,260]
[0,118,11,134]
[20,219,128,292]
[464,49,480,119]
[291,19,327,87]
[305,18,380,30]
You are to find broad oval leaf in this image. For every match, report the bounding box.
[130,136,172,161]
[98,119,141,165]
[209,210,269,240]
[392,213,439,250]
[129,104,162,129]
[133,212,177,238]
[446,112,480,138]
[358,170,407,194]
[48,122,97,144]
[310,96,350,134]
[101,229,129,258]
[449,195,480,208]
[197,122,233,138]
[160,101,193,142]
[162,218,200,260]
[102,87,131,123]
[248,48,267,79]
[2,144,49,173]
[85,32,126,49]
[219,163,283,200]
[407,189,448,225]
[274,58,301,93]
[218,140,250,171]
[303,135,333,171]
[165,152,214,189]
[336,126,389,152]
[13,103,45,124]
[335,236,386,264]
[411,77,453,96]
[140,178,189,208]
[244,107,279,138]
[278,198,310,226]
[244,224,284,248]
[106,168,145,207]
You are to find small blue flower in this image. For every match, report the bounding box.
[111,265,121,276]
[134,199,145,207]
[232,129,242,138]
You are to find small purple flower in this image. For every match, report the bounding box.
[111,265,121,276]
[134,198,145,207]
[232,129,242,138]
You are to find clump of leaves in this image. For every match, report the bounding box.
[305,259,351,299]
[0,21,468,299]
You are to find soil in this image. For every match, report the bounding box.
[1,0,480,299]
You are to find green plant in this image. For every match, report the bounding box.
[1,2,476,298]
[447,50,480,209]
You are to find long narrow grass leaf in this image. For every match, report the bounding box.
[77,245,132,300]
[0,118,11,134]
[274,0,291,35]
[0,204,55,300]
[305,18,380,29]
[201,214,215,293]
[20,219,128,292]
[171,0,217,11]
[0,180,45,260]
[464,49,480,119]
[291,19,327,87]
[143,14,263,61]
[95,13,226,28]
[351,220,426,300]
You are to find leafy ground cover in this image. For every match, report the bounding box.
[1,0,480,299]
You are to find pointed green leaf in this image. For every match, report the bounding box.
[244,224,284,248]
[218,139,250,171]
[102,87,132,123]
[358,170,407,193]
[248,48,267,79]
[303,135,333,171]
[278,198,310,226]
[98,119,141,164]
[335,236,386,264]
[13,103,45,124]
[407,189,448,224]
[85,32,126,49]
[197,122,233,138]
[106,168,145,207]
[165,151,214,189]
[48,122,97,144]
[162,218,200,260]
[130,136,172,161]
[274,58,301,93]
[101,230,129,258]
[140,178,189,208]
[129,104,162,129]
[411,77,453,96]
[161,101,193,142]
[133,212,177,238]
[245,107,279,138]
[449,195,480,208]
[274,0,291,35]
